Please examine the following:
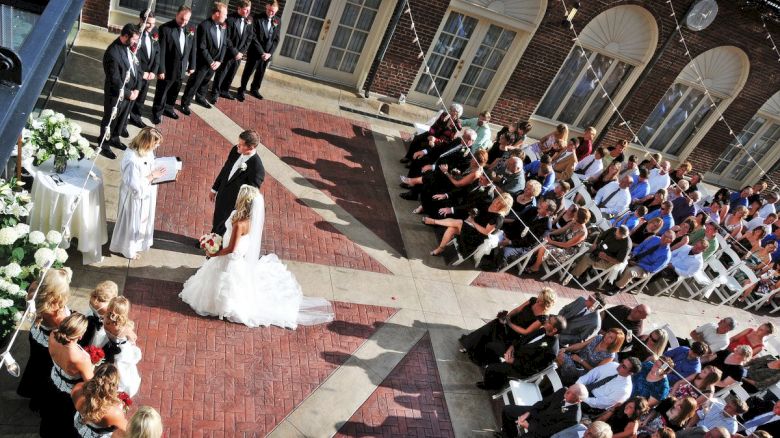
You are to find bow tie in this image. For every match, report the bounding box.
[88,314,103,331]
[102,339,127,362]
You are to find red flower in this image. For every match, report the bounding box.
[151,32,159,41]
[84,345,105,364]
[118,391,133,412]
[207,239,214,246]
[272,17,280,27]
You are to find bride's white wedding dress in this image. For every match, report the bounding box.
[179,194,334,329]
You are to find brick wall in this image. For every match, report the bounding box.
[83,0,110,28]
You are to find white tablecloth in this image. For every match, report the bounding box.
[28,160,107,264]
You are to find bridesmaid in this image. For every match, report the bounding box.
[41,313,94,438]
[103,297,142,397]
[17,269,71,411]
[72,363,128,438]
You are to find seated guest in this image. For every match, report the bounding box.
[742,355,780,393]
[552,420,615,438]
[487,120,529,165]
[644,201,676,234]
[688,222,720,262]
[686,172,702,194]
[591,396,650,438]
[667,180,689,202]
[670,218,698,251]
[743,213,777,238]
[544,181,571,213]
[732,228,765,259]
[670,161,692,184]
[638,396,698,437]
[510,180,541,215]
[525,208,590,274]
[496,156,524,197]
[704,345,752,388]
[681,318,735,352]
[727,323,774,357]
[600,304,651,340]
[703,201,722,225]
[640,189,668,214]
[499,383,587,438]
[435,174,494,219]
[670,365,722,405]
[614,206,647,231]
[478,315,566,390]
[632,356,675,407]
[570,225,632,284]
[639,152,661,172]
[523,154,548,178]
[739,400,780,436]
[680,395,748,437]
[665,342,710,385]
[575,146,606,180]
[594,175,632,217]
[532,124,569,159]
[631,168,652,202]
[401,103,462,164]
[620,155,640,180]
[400,130,475,200]
[757,191,779,218]
[535,163,556,195]
[672,191,700,225]
[493,199,556,270]
[577,126,597,158]
[728,186,754,214]
[411,145,487,216]
[589,161,621,195]
[577,358,642,414]
[461,110,492,152]
[603,139,627,168]
[423,192,512,256]
[653,239,708,286]
[620,328,669,363]
[648,161,672,195]
[459,288,555,365]
[551,138,579,181]
[722,206,748,239]
[556,328,623,385]
[708,188,732,211]
[558,293,606,346]
[748,182,768,209]
[609,230,674,294]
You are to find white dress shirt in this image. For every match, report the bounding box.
[179,27,185,53]
[594,181,630,215]
[746,216,772,235]
[575,154,603,179]
[215,23,222,48]
[648,168,671,194]
[694,323,729,352]
[238,17,245,36]
[576,362,632,410]
[671,244,704,278]
[759,202,777,219]
[144,31,151,58]
[228,150,255,180]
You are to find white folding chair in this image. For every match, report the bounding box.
[714,382,750,400]
[540,243,592,282]
[660,324,679,349]
[715,234,743,271]
[499,241,545,274]
[622,270,657,295]
[493,363,562,406]
[711,264,759,306]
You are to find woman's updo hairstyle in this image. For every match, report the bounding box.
[53,313,88,344]
[80,363,121,423]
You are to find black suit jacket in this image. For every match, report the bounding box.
[756,418,780,436]
[212,146,265,233]
[102,38,140,99]
[225,13,255,58]
[250,12,280,55]
[196,18,227,67]
[136,28,161,75]
[526,389,582,438]
[512,332,559,378]
[157,20,197,80]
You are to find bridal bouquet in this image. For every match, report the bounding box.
[21,110,95,173]
[84,345,105,365]
[199,233,222,255]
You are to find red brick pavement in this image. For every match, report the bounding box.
[123,276,397,437]
[334,333,454,438]
[154,113,389,274]
[471,272,640,307]
[216,99,407,257]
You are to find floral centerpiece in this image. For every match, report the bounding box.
[0,178,68,341]
[21,109,95,174]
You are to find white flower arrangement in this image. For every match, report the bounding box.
[0,298,14,309]
[34,247,55,268]
[2,262,22,278]
[0,227,18,245]
[23,111,95,166]
[28,231,45,245]
[55,247,68,263]
[46,230,62,245]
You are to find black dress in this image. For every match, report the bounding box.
[40,362,83,438]
[16,324,54,412]
[607,409,633,435]
[459,297,547,365]
[458,211,504,256]
[631,222,656,245]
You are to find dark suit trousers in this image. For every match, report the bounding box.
[182,67,216,105]
[240,51,269,92]
[152,78,182,118]
[483,362,516,390]
[501,405,533,438]
[130,78,151,122]
[99,93,132,150]
[212,58,240,94]
[404,132,430,160]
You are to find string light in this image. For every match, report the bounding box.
[1,352,20,377]
[761,16,780,64]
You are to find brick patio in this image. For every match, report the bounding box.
[123,276,397,437]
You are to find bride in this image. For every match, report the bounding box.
[179,185,334,329]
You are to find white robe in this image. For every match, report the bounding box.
[109,150,157,259]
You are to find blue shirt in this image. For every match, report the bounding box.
[629,180,650,201]
[541,171,556,195]
[762,235,780,262]
[631,360,670,402]
[729,192,749,211]
[632,236,671,274]
[612,214,641,231]
[665,346,701,384]
[644,209,675,234]
[524,160,541,175]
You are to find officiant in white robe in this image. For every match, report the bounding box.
[109,127,166,259]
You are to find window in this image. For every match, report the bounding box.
[118,0,181,18]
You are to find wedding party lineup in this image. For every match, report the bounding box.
[2,0,780,437]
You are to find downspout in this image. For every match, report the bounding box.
[363,0,407,98]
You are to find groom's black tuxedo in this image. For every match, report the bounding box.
[212,146,264,235]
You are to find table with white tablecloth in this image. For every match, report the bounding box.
[27,159,107,264]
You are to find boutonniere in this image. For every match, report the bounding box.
[220,22,227,30]
[240,163,248,172]
[272,17,280,27]
[186,26,195,37]
[541,342,548,348]
[246,17,253,25]
[561,405,569,413]
[151,31,159,42]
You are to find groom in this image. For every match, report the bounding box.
[210,129,265,235]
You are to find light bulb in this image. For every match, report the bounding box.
[2,352,20,377]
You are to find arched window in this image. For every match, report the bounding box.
[637,46,750,159]
[710,91,780,188]
[534,5,658,132]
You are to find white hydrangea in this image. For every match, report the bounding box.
[3,262,22,278]
[0,298,14,309]
[0,227,19,245]
[28,230,45,245]
[54,142,63,150]
[21,128,31,141]
[54,113,66,122]
[35,150,47,161]
[70,124,82,136]
[40,109,54,119]
[10,203,28,218]
[14,223,28,236]
[34,247,55,268]
[46,230,62,245]
[7,284,21,296]
[13,311,22,322]
[54,247,68,263]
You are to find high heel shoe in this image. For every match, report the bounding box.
[400,175,410,185]
[412,206,424,214]
[430,247,444,256]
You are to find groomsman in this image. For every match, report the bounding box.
[128,10,160,129]
[210,0,254,103]
[237,0,280,101]
[99,24,141,160]
[180,2,228,114]
[151,5,196,125]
